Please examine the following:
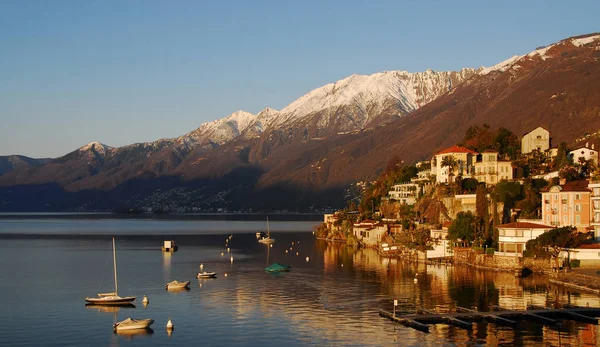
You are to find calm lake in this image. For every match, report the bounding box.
[0,216,598,346]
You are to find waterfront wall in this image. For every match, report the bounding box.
[454,248,553,273]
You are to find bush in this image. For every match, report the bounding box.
[570,259,581,268]
[473,247,484,254]
[486,248,496,255]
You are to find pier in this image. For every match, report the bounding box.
[379,306,600,333]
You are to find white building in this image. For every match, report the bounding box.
[521,127,550,154]
[388,183,419,205]
[496,221,553,256]
[569,144,598,164]
[431,145,478,183]
[472,150,513,185]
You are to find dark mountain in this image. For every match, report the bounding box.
[1,33,599,211]
[0,155,52,176]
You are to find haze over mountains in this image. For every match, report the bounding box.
[2,33,600,212]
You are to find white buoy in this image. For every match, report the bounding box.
[230,255,234,263]
[270,244,273,248]
[142,295,149,304]
[166,318,174,329]
[224,273,228,277]
[227,247,230,253]
[221,252,224,256]
[200,263,204,271]
[414,277,418,283]
[341,264,344,267]
[306,256,309,262]
[285,250,288,253]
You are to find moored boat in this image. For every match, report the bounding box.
[166,280,191,290]
[265,262,292,272]
[197,271,217,279]
[113,317,154,331]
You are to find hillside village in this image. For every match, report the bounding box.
[318,125,600,274]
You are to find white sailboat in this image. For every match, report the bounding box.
[113,317,154,332]
[85,238,136,305]
[258,217,275,244]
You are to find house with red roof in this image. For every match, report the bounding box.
[431,145,478,183]
[496,221,553,256]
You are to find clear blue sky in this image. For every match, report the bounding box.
[1,0,598,158]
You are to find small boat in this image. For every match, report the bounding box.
[197,271,217,279]
[265,262,292,272]
[165,280,191,290]
[113,317,154,331]
[258,217,275,244]
[85,238,136,305]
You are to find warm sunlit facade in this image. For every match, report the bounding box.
[541,180,591,231]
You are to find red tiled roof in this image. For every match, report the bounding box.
[435,145,478,156]
[561,180,590,192]
[497,222,553,229]
[576,243,600,249]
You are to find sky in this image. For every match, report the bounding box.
[1,1,599,158]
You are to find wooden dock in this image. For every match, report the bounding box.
[379,306,600,333]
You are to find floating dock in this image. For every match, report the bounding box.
[161,240,178,252]
[379,305,600,333]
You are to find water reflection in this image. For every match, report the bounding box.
[85,303,136,313]
[114,328,154,339]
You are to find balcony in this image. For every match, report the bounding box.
[544,199,550,204]
[561,199,568,203]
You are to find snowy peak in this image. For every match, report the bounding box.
[79,142,112,155]
[480,33,600,75]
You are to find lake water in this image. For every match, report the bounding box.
[0,217,599,346]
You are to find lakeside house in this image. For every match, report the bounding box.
[541,180,591,232]
[521,127,550,154]
[472,150,513,185]
[353,220,387,247]
[589,181,600,240]
[387,183,419,205]
[427,224,453,259]
[495,221,553,256]
[431,145,478,183]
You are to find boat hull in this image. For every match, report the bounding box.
[197,272,217,279]
[258,238,275,244]
[166,280,191,290]
[114,318,154,331]
[85,296,136,305]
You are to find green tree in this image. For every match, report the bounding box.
[441,155,458,182]
[552,142,570,171]
[525,226,590,268]
[475,183,490,244]
[448,211,477,246]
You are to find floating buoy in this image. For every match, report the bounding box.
[227,247,230,253]
[230,255,234,263]
[285,250,288,253]
[290,247,293,250]
[142,295,149,304]
[221,252,224,256]
[270,244,273,248]
[200,264,204,271]
[306,256,309,262]
[292,242,295,245]
[166,318,174,329]
[199,283,203,288]
[296,252,299,256]
[414,278,418,283]
[297,241,300,244]
[224,273,228,277]
[341,264,344,267]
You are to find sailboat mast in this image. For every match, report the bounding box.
[267,217,270,237]
[112,237,118,294]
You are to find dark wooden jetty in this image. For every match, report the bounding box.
[379,305,600,333]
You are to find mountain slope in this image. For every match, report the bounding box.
[0,155,52,176]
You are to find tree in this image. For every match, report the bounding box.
[475,183,490,244]
[448,211,476,246]
[461,178,479,194]
[525,226,590,268]
[441,155,458,182]
[493,128,520,160]
[552,142,570,171]
[396,228,434,253]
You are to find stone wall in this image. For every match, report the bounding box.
[523,257,552,273]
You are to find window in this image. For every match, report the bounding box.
[516,230,523,237]
[575,194,581,200]
[554,194,558,200]
[499,229,505,236]
[564,215,568,223]
[576,204,581,212]
[576,215,581,224]
[563,205,567,212]
[546,216,550,222]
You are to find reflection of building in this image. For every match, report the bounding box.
[521,127,550,154]
[472,150,513,185]
[496,222,553,256]
[541,180,591,231]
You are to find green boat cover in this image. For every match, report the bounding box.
[265,262,292,272]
